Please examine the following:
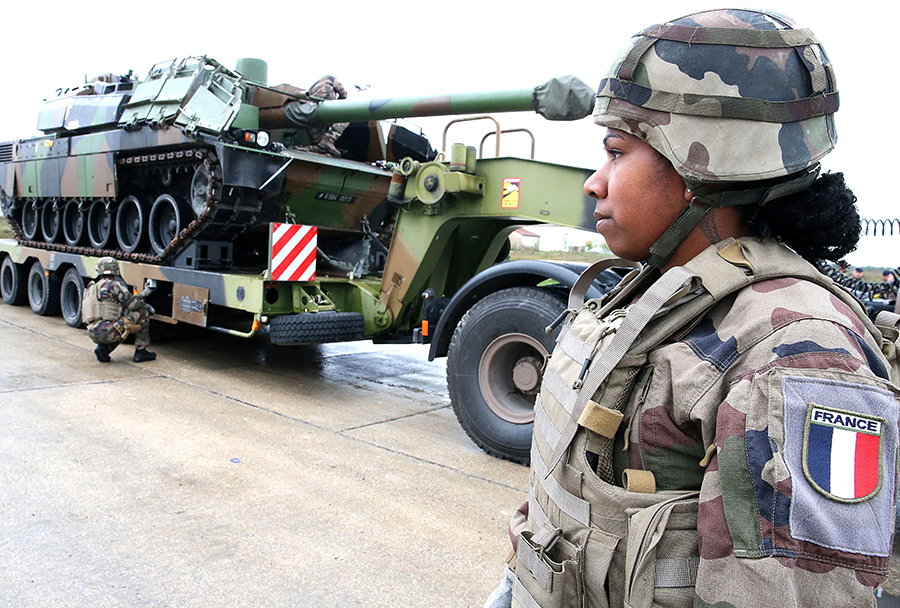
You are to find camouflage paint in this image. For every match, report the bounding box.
[311,89,537,125]
[0,55,600,342]
[380,157,594,323]
[279,150,391,230]
[594,8,838,183]
[0,240,394,337]
[515,237,896,608]
[38,92,128,134]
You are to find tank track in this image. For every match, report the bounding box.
[3,147,265,265]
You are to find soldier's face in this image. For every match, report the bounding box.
[584,129,690,263]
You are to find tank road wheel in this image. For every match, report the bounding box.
[62,201,86,246]
[446,287,566,464]
[116,195,146,253]
[60,267,85,327]
[40,200,61,243]
[21,200,39,240]
[27,260,60,317]
[1,256,28,305]
[149,194,184,255]
[87,201,114,249]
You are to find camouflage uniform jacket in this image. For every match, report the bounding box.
[90,276,145,318]
[513,237,898,608]
[86,276,151,347]
[305,75,348,145]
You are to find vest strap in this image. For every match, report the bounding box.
[531,525,563,552]
[532,442,591,526]
[512,577,541,608]
[557,324,595,364]
[542,367,579,416]
[546,267,695,476]
[534,395,562,449]
[655,556,700,588]
[529,491,552,531]
[568,257,640,310]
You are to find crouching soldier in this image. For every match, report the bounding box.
[82,257,156,363]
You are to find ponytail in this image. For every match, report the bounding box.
[745,172,859,264]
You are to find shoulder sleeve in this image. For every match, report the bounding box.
[694,319,898,606]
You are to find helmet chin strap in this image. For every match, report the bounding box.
[645,165,821,269]
[646,198,710,269]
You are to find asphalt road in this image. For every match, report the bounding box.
[0,302,528,607]
[5,300,900,607]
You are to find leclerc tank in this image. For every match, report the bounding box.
[0,56,593,271]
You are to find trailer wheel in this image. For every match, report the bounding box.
[60,267,85,327]
[1,256,28,305]
[27,260,60,316]
[447,286,565,465]
[270,312,367,345]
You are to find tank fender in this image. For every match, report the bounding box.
[428,259,615,361]
[216,143,289,192]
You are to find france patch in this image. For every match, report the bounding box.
[803,405,883,502]
[781,374,898,557]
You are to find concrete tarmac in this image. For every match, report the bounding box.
[0,302,528,607]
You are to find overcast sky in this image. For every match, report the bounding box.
[2,0,895,266]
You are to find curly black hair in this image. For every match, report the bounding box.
[744,172,859,264]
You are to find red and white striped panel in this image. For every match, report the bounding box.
[270,223,317,281]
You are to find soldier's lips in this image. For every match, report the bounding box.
[595,217,612,232]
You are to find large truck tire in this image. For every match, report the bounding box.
[269,312,366,345]
[447,286,566,465]
[1,256,28,306]
[27,260,61,317]
[60,267,85,327]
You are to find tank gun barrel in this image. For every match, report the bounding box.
[312,89,539,124]
[267,75,595,129]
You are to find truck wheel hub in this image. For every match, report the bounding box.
[512,356,542,393]
[478,333,547,424]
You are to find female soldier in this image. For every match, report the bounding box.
[487,8,898,608]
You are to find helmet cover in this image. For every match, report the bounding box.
[593,9,838,183]
[95,256,120,277]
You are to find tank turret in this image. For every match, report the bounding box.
[0,56,594,271]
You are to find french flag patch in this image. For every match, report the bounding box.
[804,404,883,502]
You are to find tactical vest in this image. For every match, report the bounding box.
[511,237,894,608]
[82,278,120,325]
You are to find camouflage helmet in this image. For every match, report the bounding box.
[95,256,120,277]
[593,8,837,267]
[593,8,838,184]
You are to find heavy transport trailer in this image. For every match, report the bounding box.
[0,237,390,341]
[0,163,625,467]
[0,55,626,464]
[0,154,626,466]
